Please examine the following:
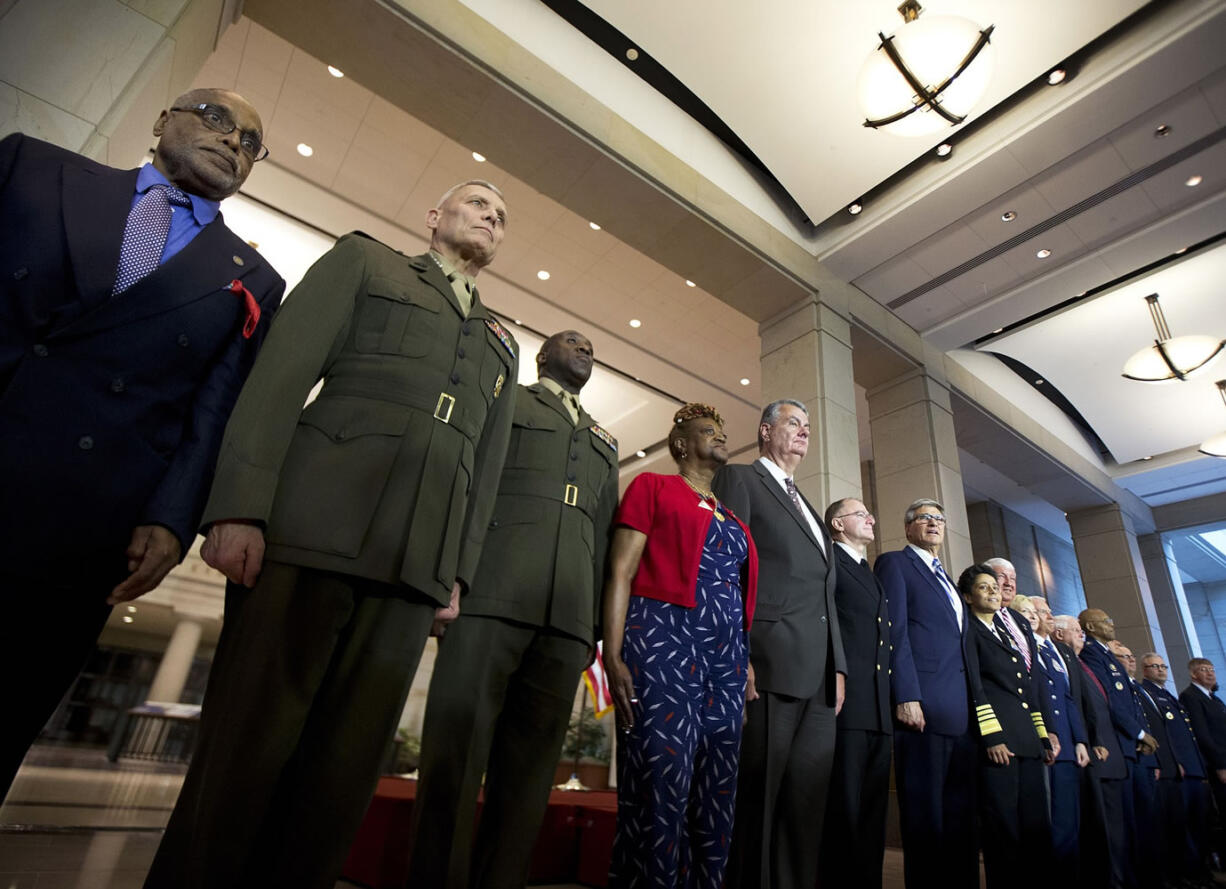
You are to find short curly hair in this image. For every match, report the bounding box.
[668,402,725,461]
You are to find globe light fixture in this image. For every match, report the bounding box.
[1198,381,1226,458]
[859,0,995,137]
[1120,294,1225,383]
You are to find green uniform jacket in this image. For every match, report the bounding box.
[201,234,518,606]
[460,382,619,643]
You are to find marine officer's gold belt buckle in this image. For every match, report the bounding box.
[564,484,579,506]
[434,392,455,423]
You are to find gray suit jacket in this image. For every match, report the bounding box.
[713,460,845,701]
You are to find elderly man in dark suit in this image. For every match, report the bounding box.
[0,88,283,801]
[876,498,982,889]
[407,330,619,889]
[714,398,845,889]
[1180,658,1226,860]
[145,180,517,889]
[819,497,891,889]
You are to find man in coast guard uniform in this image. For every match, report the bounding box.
[145,180,517,889]
[408,330,619,889]
[0,88,283,800]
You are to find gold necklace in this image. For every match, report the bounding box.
[680,473,725,521]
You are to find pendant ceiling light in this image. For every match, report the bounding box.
[1199,381,1226,458]
[858,0,995,136]
[1120,294,1225,383]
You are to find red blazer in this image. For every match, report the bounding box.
[615,472,757,628]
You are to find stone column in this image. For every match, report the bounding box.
[758,295,860,509]
[1068,504,1165,657]
[1137,532,1199,689]
[1,0,234,164]
[146,619,203,703]
[866,368,971,570]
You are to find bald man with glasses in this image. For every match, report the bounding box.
[0,89,284,802]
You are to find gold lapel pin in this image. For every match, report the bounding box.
[232,255,245,266]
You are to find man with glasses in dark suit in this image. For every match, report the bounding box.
[0,88,283,801]
[876,499,982,889]
[819,498,892,889]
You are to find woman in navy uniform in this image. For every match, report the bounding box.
[959,564,1055,889]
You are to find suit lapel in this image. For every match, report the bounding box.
[752,461,824,556]
[61,164,135,305]
[54,218,259,339]
[837,547,878,601]
[904,547,960,632]
[413,253,468,318]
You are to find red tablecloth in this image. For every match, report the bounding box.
[342,776,617,888]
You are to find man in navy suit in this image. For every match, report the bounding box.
[715,399,845,889]
[876,498,983,889]
[0,89,283,800]
[819,497,891,889]
[1141,653,1214,884]
[1181,657,1226,860]
[1031,596,1090,882]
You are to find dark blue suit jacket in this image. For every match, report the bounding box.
[877,546,975,736]
[1079,639,1145,762]
[1180,684,1226,771]
[1035,636,1088,761]
[0,134,284,586]
[1144,680,1206,778]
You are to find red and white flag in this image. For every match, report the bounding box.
[583,641,614,718]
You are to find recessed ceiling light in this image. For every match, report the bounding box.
[536,270,550,281]
[685,280,696,288]
[992,327,1003,334]
[1154,124,1171,138]
[1046,68,1067,85]
[296,143,314,157]
[626,47,639,61]
[628,319,642,328]
[848,202,863,216]
[126,605,137,613]
[1186,175,1203,187]
[1001,210,1017,222]
[739,378,751,386]
[122,615,134,624]
[589,221,601,230]
[635,449,646,458]
[327,65,344,78]
[1036,248,1052,259]
[935,142,953,158]
[1175,246,1188,255]
[472,151,486,163]
[513,319,522,325]
[1076,291,1086,297]
[1142,455,1153,461]
[1034,379,1045,386]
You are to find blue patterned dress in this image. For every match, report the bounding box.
[609,506,750,888]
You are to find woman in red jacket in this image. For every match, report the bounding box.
[602,402,758,888]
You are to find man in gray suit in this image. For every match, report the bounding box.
[407,330,619,889]
[145,180,518,889]
[714,398,846,889]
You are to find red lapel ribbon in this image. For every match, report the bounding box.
[226,279,261,339]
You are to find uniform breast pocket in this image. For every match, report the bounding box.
[511,419,563,469]
[354,277,441,356]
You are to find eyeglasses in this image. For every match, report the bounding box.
[834,510,873,521]
[170,104,269,161]
[1143,663,1168,670]
[910,513,947,525]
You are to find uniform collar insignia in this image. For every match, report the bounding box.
[589,424,617,452]
[484,318,515,359]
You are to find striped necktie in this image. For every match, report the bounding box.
[998,608,1032,670]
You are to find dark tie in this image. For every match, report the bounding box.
[998,609,1031,670]
[783,478,805,518]
[113,184,191,295]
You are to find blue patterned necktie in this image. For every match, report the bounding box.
[931,556,961,623]
[113,183,192,295]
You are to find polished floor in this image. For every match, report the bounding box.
[0,745,911,888]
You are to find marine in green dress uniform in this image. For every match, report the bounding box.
[408,330,619,889]
[144,181,518,889]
